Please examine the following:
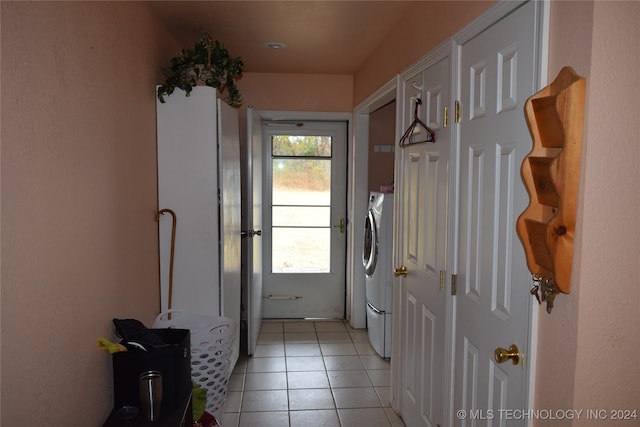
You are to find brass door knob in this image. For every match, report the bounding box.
[494,344,520,365]
[394,265,408,277]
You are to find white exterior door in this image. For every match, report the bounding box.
[453,2,538,424]
[262,121,348,319]
[245,107,263,355]
[398,56,451,427]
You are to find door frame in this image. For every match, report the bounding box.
[386,0,549,421]
[352,78,401,331]
[261,119,348,319]
[258,111,353,318]
[243,106,263,356]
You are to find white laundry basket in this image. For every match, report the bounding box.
[153,310,236,418]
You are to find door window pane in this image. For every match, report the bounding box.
[272,135,332,157]
[272,159,331,204]
[271,135,332,273]
[272,228,330,273]
[272,206,330,227]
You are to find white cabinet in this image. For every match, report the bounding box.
[156,86,242,362]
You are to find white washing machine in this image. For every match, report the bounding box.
[363,192,393,358]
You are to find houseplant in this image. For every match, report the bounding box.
[157,33,244,107]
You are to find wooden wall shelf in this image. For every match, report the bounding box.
[516,67,586,312]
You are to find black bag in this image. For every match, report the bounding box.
[112,318,168,351]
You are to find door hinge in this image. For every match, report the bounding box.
[439,270,445,290]
[443,106,449,128]
[455,100,461,123]
[451,273,458,295]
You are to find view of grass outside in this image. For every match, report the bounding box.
[271,135,333,273]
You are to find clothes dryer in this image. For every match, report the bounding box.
[362,192,394,358]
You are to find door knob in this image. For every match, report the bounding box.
[394,265,408,277]
[494,344,520,365]
[241,229,262,238]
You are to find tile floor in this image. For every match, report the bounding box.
[219,320,406,427]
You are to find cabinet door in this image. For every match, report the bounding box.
[157,87,221,316]
[218,98,242,366]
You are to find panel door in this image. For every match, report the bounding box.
[399,56,450,427]
[453,2,537,424]
[157,87,221,315]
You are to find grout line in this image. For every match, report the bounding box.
[224,320,396,427]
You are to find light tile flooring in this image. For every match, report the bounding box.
[219,320,406,427]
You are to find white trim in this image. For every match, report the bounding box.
[259,110,351,122]
[259,110,353,320]
[444,38,461,427]
[354,76,398,114]
[400,39,451,83]
[525,1,549,424]
[454,0,529,44]
[351,76,401,331]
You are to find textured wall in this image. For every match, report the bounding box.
[353,1,495,105]
[571,0,640,419]
[535,1,640,424]
[238,72,353,113]
[533,1,594,419]
[1,2,178,423]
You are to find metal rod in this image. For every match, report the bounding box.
[264,295,303,300]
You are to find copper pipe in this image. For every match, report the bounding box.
[156,209,177,313]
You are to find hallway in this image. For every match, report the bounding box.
[219,320,405,427]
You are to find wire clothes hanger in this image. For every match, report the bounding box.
[399,97,435,147]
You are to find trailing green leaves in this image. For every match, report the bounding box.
[157,34,244,107]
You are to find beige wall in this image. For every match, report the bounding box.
[235,72,354,132]
[573,1,640,414]
[238,72,353,113]
[535,1,640,423]
[3,1,638,425]
[354,1,495,105]
[1,2,178,424]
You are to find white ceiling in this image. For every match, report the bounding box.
[148,1,416,74]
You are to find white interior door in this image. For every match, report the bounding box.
[245,107,263,355]
[399,56,450,427]
[262,121,347,319]
[453,2,537,424]
[218,99,242,365]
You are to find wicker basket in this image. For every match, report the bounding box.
[153,310,236,418]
